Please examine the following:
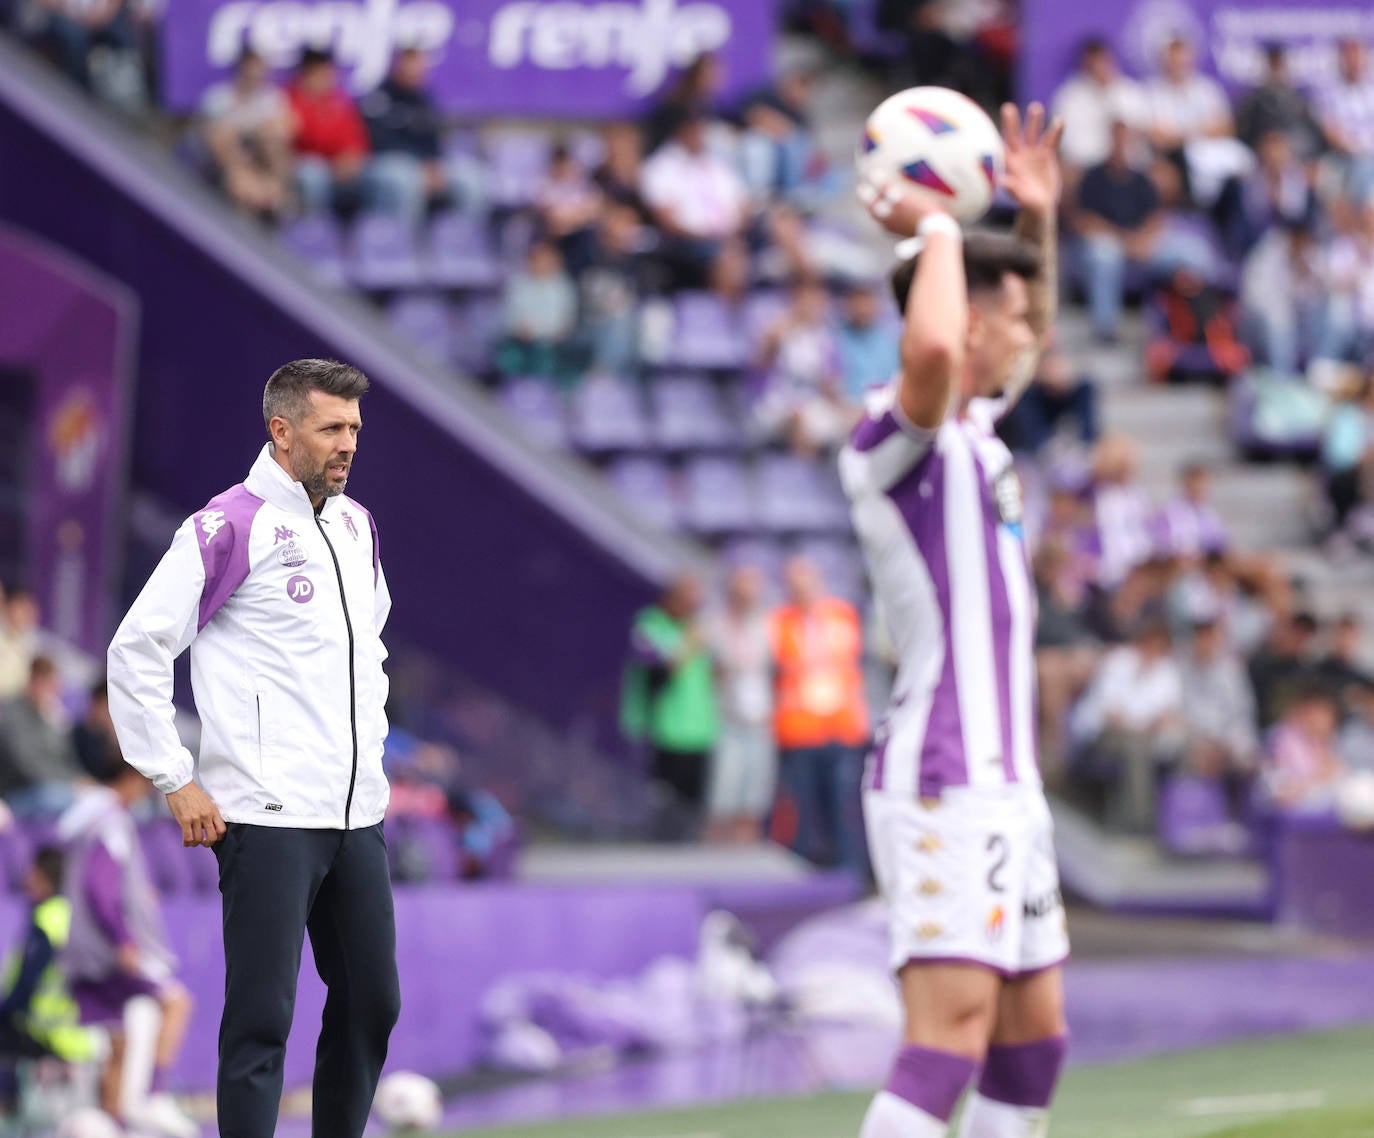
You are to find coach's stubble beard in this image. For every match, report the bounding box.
[292,447,347,504]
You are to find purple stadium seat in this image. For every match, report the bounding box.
[650,374,738,451]
[386,294,452,365]
[498,377,568,450]
[569,375,651,452]
[0,827,32,892]
[279,216,347,288]
[139,819,194,895]
[1158,776,1250,856]
[755,454,851,533]
[605,456,680,530]
[718,536,786,598]
[793,537,868,604]
[743,290,790,350]
[349,214,424,291]
[681,455,756,534]
[450,295,505,372]
[666,293,750,370]
[847,0,909,58]
[485,131,551,208]
[426,212,502,290]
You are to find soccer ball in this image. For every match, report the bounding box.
[56,1111,122,1138]
[374,1070,443,1133]
[857,86,1004,223]
[1336,771,1374,831]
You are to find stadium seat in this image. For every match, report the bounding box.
[450,295,506,373]
[718,536,786,597]
[666,293,750,370]
[569,375,651,453]
[427,212,503,290]
[605,456,680,530]
[755,454,852,533]
[349,214,425,291]
[0,827,31,892]
[650,374,739,451]
[485,131,551,209]
[681,455,757,534]
[743,290,790,350]
[279,216,347,289]
[386,294,453,365]
[792,537,868,604]
[498,376,568,450]
[1157,776,1251,857]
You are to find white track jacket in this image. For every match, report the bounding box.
[108,446,391,829]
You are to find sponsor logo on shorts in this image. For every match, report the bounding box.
[916,832,942,853]
[1023,888,1063,921]
[917,878,943,896]
[916,922,943,941]
[277,541,308,568]
[986,905,1006,943]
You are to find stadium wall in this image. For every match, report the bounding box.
[0,38,708,745]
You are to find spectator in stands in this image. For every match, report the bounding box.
[535,144,605,276]
[1090,433,1156,589]
[0,847,99,1111]
[446,787,516,880]
[1321,376,1374,543]
[1234,42,1322,158]
[359,47,487,226]
[592,122,649,219]
[199,47,292,222]
[59,762,195,1137]
[1075,120,1164,342]
[21,0,138,93]
[643,53,724,154]
[1249,610,1320,729]
[1214,129,1313,260]
[1313,37,1374,200]
[621,575,718,840]
[1178,615,1258,808]
[1318,612,1372,706]
[1156,461,1228,560]
[1051,37,1147,181]
[71,679,123,783]
[1240,219,1323,374]
[0,586,37,701]
[1263,683,1344,810]
[1318,198,1374,365]
[640,109,749,289]
[998,344,1099,455]
[754,277,848,455]
[705,567,776,845]
[771,558,868,875]
[580,204,649,374]
[1145,265,1250,385]
[1144,36,1234,153]
[0,656,85,819]
[1038,483,1101,598]
[1033,540,1100,777]
[1071,618,1185,831]
[498,239,579,379]
[835,280,900,402]
[286,48,369,216]
[1339,682,1374,771]
[739,66,835,209]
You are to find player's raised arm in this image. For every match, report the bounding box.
[859,179,968,430]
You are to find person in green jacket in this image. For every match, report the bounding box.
[0,846,101,1112]
[622,574,719,837]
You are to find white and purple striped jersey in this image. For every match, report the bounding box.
[839,381,1039,796]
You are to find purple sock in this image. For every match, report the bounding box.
[885,1045,979,1122]
[150,1067,168,1094]
[977,1035,1068,1109]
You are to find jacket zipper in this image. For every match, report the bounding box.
[315,516,358,829]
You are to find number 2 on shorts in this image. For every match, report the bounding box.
[986,834,1009,893]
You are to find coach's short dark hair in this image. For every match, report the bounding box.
[33,846,64,893]
[890,231,1041,313]
[262,359,369,436]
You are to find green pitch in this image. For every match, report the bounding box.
[449,1024,1374,1138]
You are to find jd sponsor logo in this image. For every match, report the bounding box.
[286,575,315,603]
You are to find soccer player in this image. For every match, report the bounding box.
[842,105,1069,1138]
[106,360,400,1138]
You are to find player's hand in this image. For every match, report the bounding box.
[116,943,143,975]
[1000,102,1064,219]
[857,174,949,238]
[166,783,227,847]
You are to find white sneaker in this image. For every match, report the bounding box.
[126,1094,200,1138]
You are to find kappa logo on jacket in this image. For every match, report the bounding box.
[199,510,227,545]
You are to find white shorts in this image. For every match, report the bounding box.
[863,785,1070,977]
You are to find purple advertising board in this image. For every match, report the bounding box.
[0,226,137,657]
[161,0,779,116]
[1022,0,1374,103]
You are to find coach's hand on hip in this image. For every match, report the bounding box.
[167,783,227,847]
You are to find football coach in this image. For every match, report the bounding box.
[107,359,401,1137]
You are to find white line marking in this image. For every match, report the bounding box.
[1176,1090,1327,1117]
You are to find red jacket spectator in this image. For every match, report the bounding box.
[286,51,369,161]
